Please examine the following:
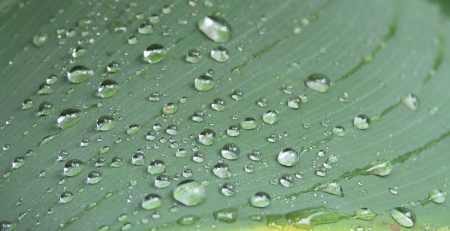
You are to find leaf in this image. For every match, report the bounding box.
[0,0,449,230]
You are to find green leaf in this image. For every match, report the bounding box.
[0,0,449,230]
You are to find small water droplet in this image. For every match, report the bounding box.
[86,170,102,184]
[213,163,232,179]
[143,44,167,64]
[365,160,392,176]
[262,110,279,125]
[63,159,84,177]
[194,74,215,92]
[220,183,235,197]
[147,160,166,175]
[106,62,121,73]
[226,125,240,137]
[402,94,419,111]
[96,115,114,131]
[213,208,238,223]
[126,124,141,135]
[198,16,231,43]
[250,192,271,208]
[429,189,446,204]
[353,208,376,221]
[198,128,216,146]
[287,96,301,109]
[353,115,370,130]
[210,46,229,62]
[332,126,346,137]
[185,48,202,63]
[57,108,81,129]
[97,79,119,98]
[138,23,153,34]
[211,98,226,111]
[305,73,331,93]
[33,32,48,47]
[59,191,74,204]
[67,65,94,84]
[12,157,25,169]
[220,143,240,160]
[319,182,344,197]
[240,117,257,130]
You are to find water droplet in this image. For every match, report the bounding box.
[198,16,231,43]
[185,48,202,63]
[110,157,124,168]
[147,160,166,175]
[154,173,171,188]
[332,126,346,137]
[194,74,215,92]
[57,108,81,129]
[177,215,200,226]
[97,79,120,98]
[250,192,271,208]
[305,73,331,93]
[12,157,25,169]
[365,160,392,176]
[191,110,205,122]
[63,159,84,177]
[67,65,94,83]
[287,96,301,109]
[226,125,240,137]
[429,189,446,204]
[220,143,240,160]
[143,44,167,64]
[262,110,279,125]
[138,23,153,34]
[257,97,268,107]
[240,117,257,130]
[33,32,48,47]
[142,193,162,210]
[211,98,226,111]
[106,62,121,73]
[126,124,141,135]
[173,180,206,206]
[37,83,53,95]
[220,183,235,197]
[318,182,344,197]
[402,94,419,111]
[353,115,370,130]
[96,115,115,131]
[279,175,294,188]
[59,191,74,204]
[162,103,177,115]
[131,152,145,166]
[389,207,416,228]
[213,208,238,223]
[353,208,376,221]
[37,102,54,116]
[71,46,87,58]
[213,163,232,179]
[86,170,102,184]
[210,46,229,62]
[198,128,216,146]
[277,148,299,167]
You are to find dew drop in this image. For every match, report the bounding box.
[220,143,240,160]
[198,16,231,43]
[332,126,346,137]
[57,108,81,129]
[389,207,416,228]
[86,170,102,184]
[429,189,446,204]
[173,180,206,206]
[353,208,376,221]
[287,96,301,109]
[277,148,299,167]
[67,65,94,83]
[162,103,177,115]
[240,117,257,130]
[318,182,344,197]
[365,160,392,176]
[250,192,271,208]
[194,74,215,92]
[213,163,232,179]
[37,102,54,116]
[402,94,419,111]
[96,115,114,131]
[304,73,331,93]
[262,110,279,125]
[185,48,202,63]
[226,125,240,137]
[143,44,167,64]
[63,159,84,177]
[210,46,229,62]
[33,32,48,47]
[198,128,216,146]
[147,160,166,175]
[213,208,238,223]
[12,157,25,169]
[141,193,162,210]
[220,183,235,197]
[138,23,153,34]
[59,191,74,204]
[211,98,226,111]
[126,124,141,135]
[97,80,119,99]
[353,115,370,130]
[22,99,33,110]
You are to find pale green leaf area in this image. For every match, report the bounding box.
[0,0,449,230]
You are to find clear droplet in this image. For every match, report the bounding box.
[212,163,232,179]
[287,96,301,109]
[256,97,268,107]
[213,208,238,223]
[57,108,81,129]
[210,46,229,62]
[154,174,171,188]
[220,143,240,160]
[240,117,257,130]
[37,83,53,95]
[194,74,215,92]
[173,180,206,206]
[138,23,153,34]
[142,193,162,210]
[249,192,271,208]
[318,182,344,197]
[353,208,376,221]
[353,115,370,130]
[220,183,235,197]
[22,99,33,110]
[389,207,416,228]
[63,159,84,177]
[71,46,87,58]
[332,126,346,137]
[429,189,446,204]
[97,79,119,99]
[162,103,177,115]
[198,16,231,43]
[106,62,121,73]
[402,94,419,111]
[226,125,240,137]
[143,44,167,64]
[67,65,94,83]
[147,160,166,175]
[12,157,25,169]
[33,32,48,47]
[96,115,114,131]
[279,175,294,188]
[59,191,74,204]
[262,110,279,125]
[365,160,392,176]
[131,152,145,166]
[86,170,102,184]
[304,73,331,93]
[277,148,299,167]
[37,102,54,116]
[211,98,226,111]
[185,48,202,63]
[126,124,141,135]
[198,128,216,146]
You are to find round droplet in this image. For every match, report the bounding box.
[257,97,268,107]
[173,180,206,206]
[96,115,114,131]
[279,175,294,188]
[191,110,205,122]
[212,163,232,179]
[332,126,346,137]
[240,117,257,130]
[37,102,54,116]
[63,159,84,177]
[250,192,271,208]
[185,48,202,63]
[67,65,94,83]
[429,189,446,204]
[226,125,240,137]
[198,16,231,43]
[154,173,171,188]
[211,98,226,111]
[131,152,145,166]
[57,108,81,129]
[353,115,370,130]
[33,32,48,47]
[220,143,240,160]
[231,89,244,101]
[198,128,216,146]
[262,110,279,125]
[142,193,162,210]
[277,148,299,167]
[194,74,215,92]
[402,94,419,111]
[143,44,167,64]
[220,183,235,197]
[147,160,166,175]
[287,96,301,109]
[304,73,331,93]
[59,191,74,204]
[210,46,229,62]
[86,170,102,184]
[389,207,416,228]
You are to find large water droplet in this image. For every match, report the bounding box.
[277,148,299,167]
[250,192,271,208]
[389,207,416,228]
[213,163,232,178]
[143,44,167,64]
[262,110,279,125]
[97,80,119,99]
[318,182,344,197]
[429,189,446,204]
[198,16,231,43]
[67,65,94,83]
[63,159,84,177]
[57,108,81,129]
[304,73,331,93]
[142,193,162,210]
[194,74,215,92]
[353,115,370,130]
[173,180,206,206]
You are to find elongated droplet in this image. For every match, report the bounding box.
[173,180,206,206]
[57,108,81,129]
[389,207,416,228]
[67,65,94,83]
[97,79,119,99]
[96,115,115,131]
[365,160,392,176]
[318,182,344,197]
[429,189,446,204]
[210,46,229,62]
[213,208,238,223]
[142,193,162,210]
[304,73,330,93]
[353,208,376,221]
[198,16,231,43]
[63,159,84,177]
